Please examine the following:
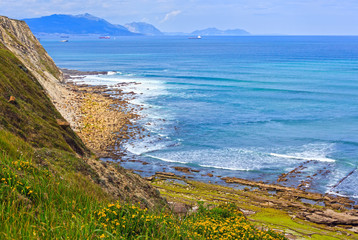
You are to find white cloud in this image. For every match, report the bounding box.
[161,10,181,23]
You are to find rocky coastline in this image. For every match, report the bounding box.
[60,68,108,79]
[1,14,357,239]
[57,69,358,238]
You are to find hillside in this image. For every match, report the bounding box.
[124,22,163,36]
[0,15,170,237]
[0,16,87,155]
[23,13,137,36]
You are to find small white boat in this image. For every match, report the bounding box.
[60,40,68,42]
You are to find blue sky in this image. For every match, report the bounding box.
[1,0,358,35]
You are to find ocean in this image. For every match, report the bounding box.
[42,36,358,198]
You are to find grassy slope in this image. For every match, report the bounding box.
[0,41,286,239]
[0,42,88,155]
[0,130,113,239]
[0,143,286,239]
[0,42,112,238]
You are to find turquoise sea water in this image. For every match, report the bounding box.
[42,36,358,198]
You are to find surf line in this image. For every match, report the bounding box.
[269,153,335,162]
[328,167,357,193]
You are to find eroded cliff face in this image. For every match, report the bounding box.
[0,15,88,156]
[0,16,65,101]
[0,16,79,125]
[0,16,166,209]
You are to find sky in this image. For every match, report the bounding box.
[1,0,358,35]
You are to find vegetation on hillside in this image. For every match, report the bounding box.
[0,144,285,239]
[0,37,287,239]
[0,42,88,156]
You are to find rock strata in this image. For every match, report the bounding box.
[302,209,358,225]
[221,177,358,226]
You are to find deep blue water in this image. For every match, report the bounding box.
[42,36,358,197]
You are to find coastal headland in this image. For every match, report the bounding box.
[0,15,357,239]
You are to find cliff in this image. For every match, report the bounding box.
[0,16,66,102]
[0,15,164,209]
[0,16,87,155]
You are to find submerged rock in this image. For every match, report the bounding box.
[173,166,192,174]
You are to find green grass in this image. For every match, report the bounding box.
[0,149,286,239]
[0,128,110,239]
[0,42,88,156]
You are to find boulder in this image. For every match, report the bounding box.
[56,119,70,128]
[304,209,358,225]
[173,166,192,174]
[169,202,190,215]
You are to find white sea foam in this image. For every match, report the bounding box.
[145,154,188,165]
[269,153,335,162]
[270,143,336,162]
[124,135,174,157]
[107,71,118,75]
[146,148,282,171]
[112,79,168,103]
[144,143,338,172]
[327,168,358,198]
[199,164,254,171]
[145,154,253,171]
[77,73,169,110]
[126,143,167,155]
[326,182,358,199]
[78,74,168,97]
[326,191,358,199]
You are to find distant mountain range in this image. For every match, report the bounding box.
[23,13,137,36]
[23,13,249,37]
[124,22,163,36]
[191,28,249,36]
